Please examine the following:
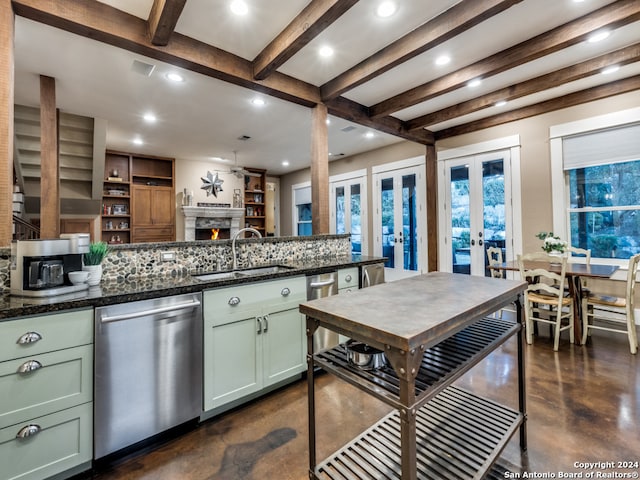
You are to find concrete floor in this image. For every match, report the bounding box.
[88,326,639,479]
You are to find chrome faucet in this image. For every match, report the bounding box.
[231,227,262,270]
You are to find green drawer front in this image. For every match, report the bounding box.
[0,309,93,362]
[205,276,305,326]
[0,345,93,429]
[0,402,92,480]
[338,267,359,290]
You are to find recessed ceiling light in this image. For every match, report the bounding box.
[602,65,620,75]
[467,78,482,88]
[251,98,265,106]
[573,0,585,3]
[166,72,184,82]
[143,113,157,123]
[326,118,331,125]
[495,100,507,107]
[133,137,143,146]
[377,1,396,17]
[365,131,375,139]
[587,30,610,43]
[230,0,248,15]
[282,160,290,167]
[319,45,334,57]
[435,55,451,66]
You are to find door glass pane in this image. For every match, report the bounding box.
[450,165,470,274]
[482,159,505,277]
[297,203,312,236]
[381,178,395,268]
[402,174,418,271]
[335,186,345,234]
[350,184,361,254]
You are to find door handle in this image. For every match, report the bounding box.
[17,360,43,374]
[257,317,263,334]
[478,239,483,246]
[263,315,269,333]
[471,239,475,246]
[17,332,42,345]
[16,424,41,439]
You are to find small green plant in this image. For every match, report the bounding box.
[84,242,110,266]
[536,231,567,254]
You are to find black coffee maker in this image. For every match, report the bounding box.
[10,234,89,297]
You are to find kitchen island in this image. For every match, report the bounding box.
[300,272,527,480]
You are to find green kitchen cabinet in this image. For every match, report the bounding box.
[203,276,306,413]
[338,267,359,293]
[0,309,93,480]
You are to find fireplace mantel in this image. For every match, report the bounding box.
[182,206,244,241]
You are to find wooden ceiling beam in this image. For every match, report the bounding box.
[326,97,434,145]
[434,75,640,140]
[147,0,187,46]
[408,43,640,131]
[253,0,359,81]
[320,0,523,101]
[12,0,321,108]
[371,0,640,119]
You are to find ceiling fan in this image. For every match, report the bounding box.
[220,151,261,179]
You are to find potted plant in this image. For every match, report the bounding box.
[82,241,110,286]
[536,231,567,255]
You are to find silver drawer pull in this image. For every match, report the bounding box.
[16,424,41,439]
[281,287,290,297]
[18,360,43,374]
[345,274,352,282]
[257,317,263,334]
[228,296,241,306]
[17,332,42,345]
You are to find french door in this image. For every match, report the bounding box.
[330,173,367,254]
[441,151,512,276]
[373,162,426,278]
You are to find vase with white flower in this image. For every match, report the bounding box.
[536,231,567,260]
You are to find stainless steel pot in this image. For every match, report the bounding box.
[346,341,387,370]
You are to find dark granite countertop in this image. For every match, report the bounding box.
[0,255,384,321]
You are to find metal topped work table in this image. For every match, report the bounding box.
[300,272,528,480]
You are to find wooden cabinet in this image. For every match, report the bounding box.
[243,168,266,236]
[131,185,175,243]
[102,150,175,244]
[202,276,306,414]
[0,309,94,480]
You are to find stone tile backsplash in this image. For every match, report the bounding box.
[0,234,352,290]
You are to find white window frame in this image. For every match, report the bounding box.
[291,181,311,237]
[437,135,522,277]
[550,107,640,268]
[330,169,368,255]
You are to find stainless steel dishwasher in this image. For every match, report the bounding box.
[94,292,202,459]
[307,272,338,352]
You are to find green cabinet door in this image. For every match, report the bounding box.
[262,308,306,387]
[204,316,262,411]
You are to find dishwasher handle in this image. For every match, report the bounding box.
[99,300,201,323]
[309,279,335,289]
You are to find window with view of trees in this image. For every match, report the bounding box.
[561,121,640,260]
[568,160,640,259]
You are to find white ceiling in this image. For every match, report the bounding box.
[12,0,640,175]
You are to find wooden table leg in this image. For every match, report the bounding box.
[568,276,583,345]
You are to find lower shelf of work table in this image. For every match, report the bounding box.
[313,316,520,411]
[312,386,523,480]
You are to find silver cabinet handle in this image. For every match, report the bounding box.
[263,315,269,333]
[281,287,290,297]
[17,360,42,374]
[256,317,263,334]
[228,296,241,306]
[16,424,41,439]
[17,332,42,345]
[345,274,352,283]
[310,279,335,288]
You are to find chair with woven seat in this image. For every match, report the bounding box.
[582,253,640,354]
[518,252,574,351]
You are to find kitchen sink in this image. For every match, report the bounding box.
[235,265,294,276]
[193,271,241,281]
[193,265,294,282]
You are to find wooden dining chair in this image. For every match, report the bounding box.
[486,246,504,278]
[581,253,640,354]
[518,252,575,351]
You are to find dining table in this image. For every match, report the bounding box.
[490,260,619,345]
